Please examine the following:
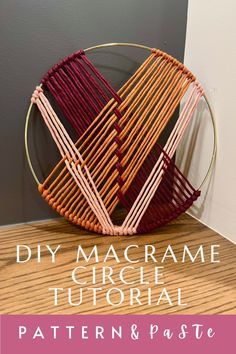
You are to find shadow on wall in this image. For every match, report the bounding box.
[176,97,216,219]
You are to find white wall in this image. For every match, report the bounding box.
[177,0,236,242]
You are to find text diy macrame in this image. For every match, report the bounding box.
[16,243,220,307]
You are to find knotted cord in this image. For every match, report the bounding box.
[32,87,114,234]
[30,48,203,234]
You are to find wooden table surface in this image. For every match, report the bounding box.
[0,213,235,314]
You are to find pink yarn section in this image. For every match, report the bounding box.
[122,82,203,232]
[31,87,114,234]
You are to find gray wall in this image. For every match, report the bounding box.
[0,0,188,225]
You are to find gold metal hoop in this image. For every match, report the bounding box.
[24,42,217,190]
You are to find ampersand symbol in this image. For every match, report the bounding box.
[131,324,139,340]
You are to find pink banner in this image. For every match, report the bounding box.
[1,315,235,354]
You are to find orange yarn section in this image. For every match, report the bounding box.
[38,49,196,232]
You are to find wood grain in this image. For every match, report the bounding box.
[0,213,235,314]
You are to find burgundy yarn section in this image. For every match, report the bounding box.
[41,49,125,195]
[41,50,122,137]
[120,143,200,233]
[41,50,200,231]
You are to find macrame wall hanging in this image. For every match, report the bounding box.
[25,42,216,235]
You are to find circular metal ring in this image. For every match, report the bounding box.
[24,42,217,189]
